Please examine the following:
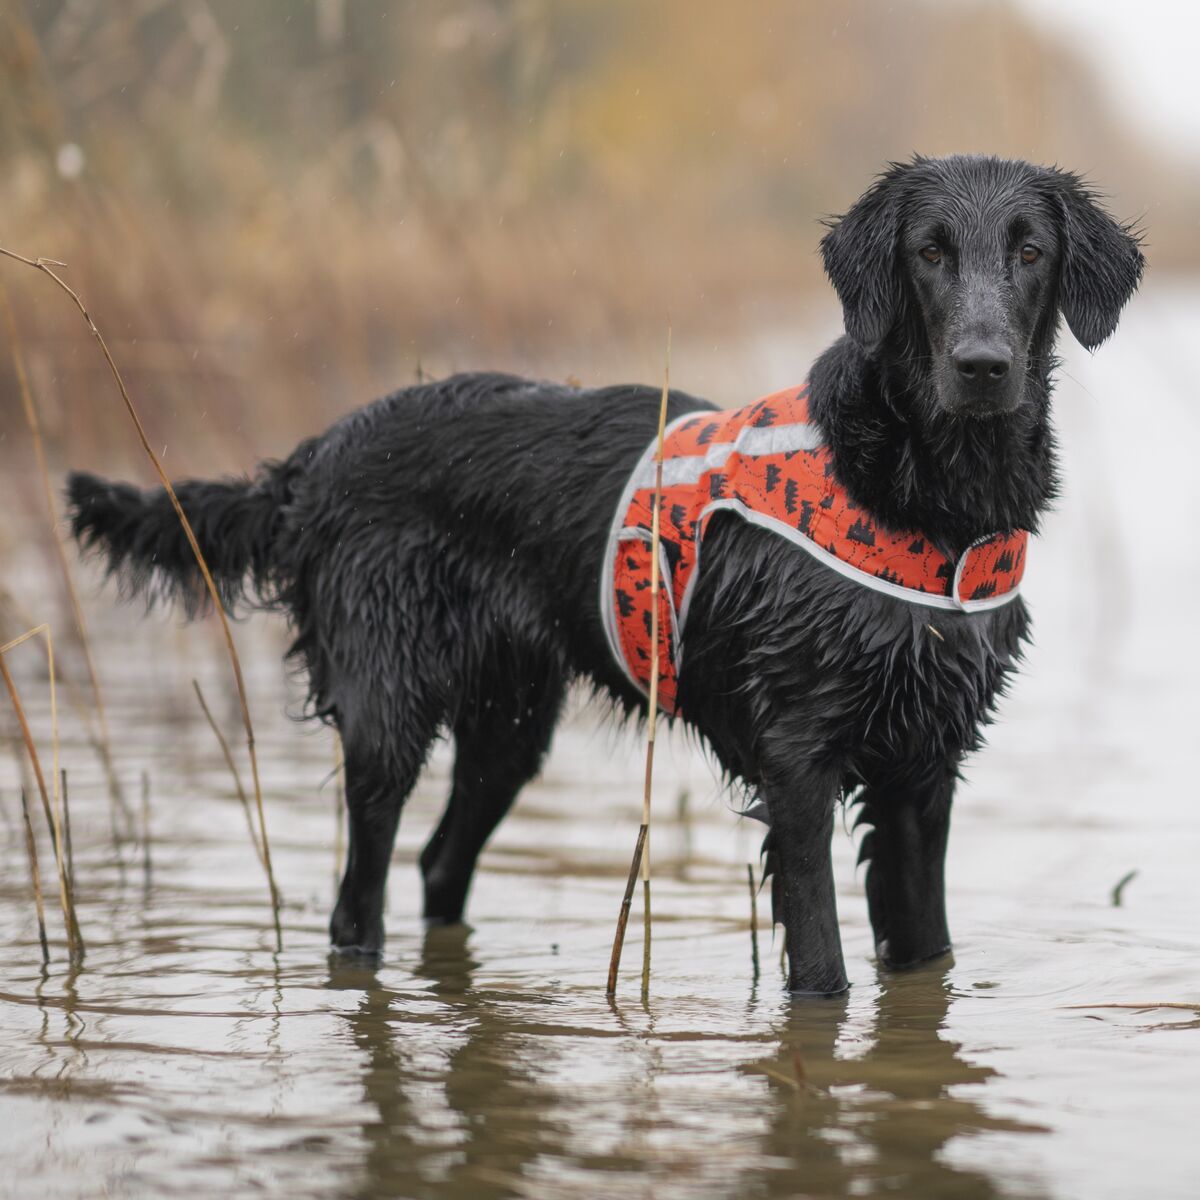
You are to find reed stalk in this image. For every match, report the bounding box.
[333,729,345,887]
[61,768,76,898]
[1,624,83,962]
[140,769,152,879]
[0,244,281,947]
[192,679,266,870]
[748,863,760,978]
[0,283,133,839]
[19,788,49,966]
[606,328,671,998]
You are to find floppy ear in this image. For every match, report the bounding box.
[1051,171,1144,350]
[820,163,908,349]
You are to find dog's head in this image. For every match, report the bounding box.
[820,155,1144,417]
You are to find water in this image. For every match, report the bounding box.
[1,285,1199,1198]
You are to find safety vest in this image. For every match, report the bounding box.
[599,384,1028,714]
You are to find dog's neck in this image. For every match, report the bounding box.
[807,335,1060,557]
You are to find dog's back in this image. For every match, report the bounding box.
[68,369,713,724]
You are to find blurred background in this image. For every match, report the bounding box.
[2,9,1200,1196]
[1,0,1196,485]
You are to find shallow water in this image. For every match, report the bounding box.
[2,287,1199,1199]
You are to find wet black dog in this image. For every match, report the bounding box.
[67,156,1142,994]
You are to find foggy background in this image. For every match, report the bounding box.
[1,0,1195,489]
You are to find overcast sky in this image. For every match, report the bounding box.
[1013,0,1200,154]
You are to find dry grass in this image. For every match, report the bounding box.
[1,624,82,963]
[0,242,282,949]
[0,282,133,838]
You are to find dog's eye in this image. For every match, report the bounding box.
[920,245,942,265]
[1020,244,1041,264]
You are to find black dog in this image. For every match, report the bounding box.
[67,155,1142,994]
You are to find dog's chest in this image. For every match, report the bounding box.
[824,598,1027,769]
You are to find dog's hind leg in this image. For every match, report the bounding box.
[321,555,452,957]
[858,770,954,970]
[420,669,566,924]
[331,713,441,957]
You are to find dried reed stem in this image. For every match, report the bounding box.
[1,625,82,961]
[140,769,152,878]
[19,788,49,965]
[192,679,266,870]
[61,768,76,898]
[748,863,760,978]
[606,327,671,997]
[333,729,345,887]
[0,283,133,839]
[0,244,281,946]
[606,824,647,997]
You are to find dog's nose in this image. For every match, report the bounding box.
[952,343,1012,382]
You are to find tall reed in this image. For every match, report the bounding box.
[0,244,281,947]
[0,283,133,839]
[192,679,275,911]
[606,329,671,998]
[1,625,83,962]
[19,788,49,966]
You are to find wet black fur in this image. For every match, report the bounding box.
[67,156,1142,994]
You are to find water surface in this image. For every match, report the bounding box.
[1,290,1198,1198]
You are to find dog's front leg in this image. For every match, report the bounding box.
[763,761,849,997]
[858,769,953,969]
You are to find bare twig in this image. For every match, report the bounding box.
[0,243,280,947]
[0,282,133,839]
[607,326,671,997]
[19,788,50,965]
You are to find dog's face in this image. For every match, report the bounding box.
[821,156,1144,418]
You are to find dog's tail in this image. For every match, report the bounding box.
[65,463,292,616]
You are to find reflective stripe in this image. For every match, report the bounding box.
[629,421,825,490]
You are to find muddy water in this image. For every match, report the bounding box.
[2,287,1200,1199]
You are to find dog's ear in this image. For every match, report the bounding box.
[820,163,909,349]
[1049,171,1144,350]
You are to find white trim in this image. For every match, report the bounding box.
[599,410,702,692]
[950,533,1019,612]
[685,499,1022,614]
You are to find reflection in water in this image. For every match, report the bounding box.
[748,966,1047,1198]
[332,934,1045,1199]
[330,926,568,1199]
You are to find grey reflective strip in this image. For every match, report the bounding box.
[630,420,825,490]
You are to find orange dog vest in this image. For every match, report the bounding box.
[600,384,1028,714]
